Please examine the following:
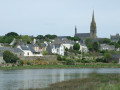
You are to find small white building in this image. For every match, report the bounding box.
[17,43,43,56]
[80,44,88,53]
[47,43,64,56]
[63,43,73,50]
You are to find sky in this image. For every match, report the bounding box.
[0,0,120,38]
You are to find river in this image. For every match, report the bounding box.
[0,68,120,90]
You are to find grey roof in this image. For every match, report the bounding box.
[54,44,61,48]
[21,46,29,50]
[0,47,13,52]
[33,44,39,47]
[14,48,23,53]
[100,44,115,50]
[75,33,90,37]
[28,44,36,52]
[0,52,3,57]
[41,43,47,47]
[46,44,52,54]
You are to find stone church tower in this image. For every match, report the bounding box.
[90,11,97,39]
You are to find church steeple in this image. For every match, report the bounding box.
[92,10,95,22]
[90,10,97,39]
[75,25,77,35]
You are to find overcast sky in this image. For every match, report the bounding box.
[0,0,120,38]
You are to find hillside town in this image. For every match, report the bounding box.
[0,12,120,65]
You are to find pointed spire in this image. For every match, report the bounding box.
[75,25,77,30]
[75,25,77,35]
[92,10,95,22]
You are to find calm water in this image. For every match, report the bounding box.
[0,68,120,90]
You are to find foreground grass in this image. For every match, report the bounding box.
[1,63,120,70]
[26,74,120,90]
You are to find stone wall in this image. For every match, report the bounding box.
[19,55,57,61]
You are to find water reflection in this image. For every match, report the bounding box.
[0,68,120,90]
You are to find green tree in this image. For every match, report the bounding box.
[73,43,80,51]
[66,59,76,65]
[93,42,99,52]
[22,35,31,43]
[118,39,120,45]
[37,35,44,39]
[104,52,112,62]
[45,34,57,39]
[0,32,20,44]
[5,32,19,37]
[3,51,19,63]
[115,43,120,48]
[73,37,81,41]
[103,38,111,44]
[85,38,93,51]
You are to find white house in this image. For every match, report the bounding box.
[47,43,64,56]
[80,44,88,53]
[63,43,73,50]
[17,43,43,56]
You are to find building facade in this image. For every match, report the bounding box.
[110,33,120,42]
[74,11,97,40]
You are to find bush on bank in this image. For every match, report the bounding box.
[3,50,19,63]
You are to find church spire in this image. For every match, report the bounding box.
[92,10,95,23]
[75,25,77,35]
[90,10,97,39]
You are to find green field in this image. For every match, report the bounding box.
[1,63,120,70]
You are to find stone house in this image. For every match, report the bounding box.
[112,54,120,63]
[100,44,115,51]
[110,33,120,42]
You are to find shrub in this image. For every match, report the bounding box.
[73,43,80,51]
[24,61,27,65]
[66,60,76,65]
[39,60,43,65]
[57,55,62,61]
[81,58,90,63]
[112,60,117,63]
[96,58,107,63]
[44,61,48,65]
[62,56,67,61]
[3,50,19,63]
[18,60,24,66]
[77,59,81,62]
[27,61,31,65]
[43,51,48,55]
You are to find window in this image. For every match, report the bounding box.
[28,52,29,56]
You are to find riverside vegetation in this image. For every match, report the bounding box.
[1,50,120,70]
[26,73,120,90]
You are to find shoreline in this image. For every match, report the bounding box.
[1,63,120,70]
[23,73,120,90]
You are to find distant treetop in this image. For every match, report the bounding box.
[5,32,19,37]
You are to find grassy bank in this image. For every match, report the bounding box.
[26,74,120,90]
[1,63,120,70]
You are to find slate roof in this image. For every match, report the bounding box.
[14,48,23,53]
[75,33,90,37]
[21,46,29,50]
[28,44,36,52]
[0,52,3,57]
[54,44,61,48]
[100,44,115,50]
[41,43,47,47]
[0,47,13,52]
